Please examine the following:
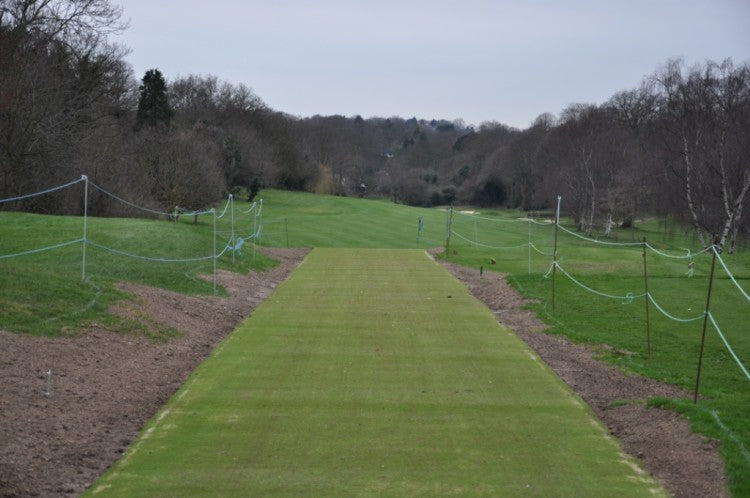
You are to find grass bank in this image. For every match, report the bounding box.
[0,201,274,336]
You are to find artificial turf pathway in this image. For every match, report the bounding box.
[88,248,664,496]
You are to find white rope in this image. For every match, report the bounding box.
[89,182,183,217]
[0,238,84,260]
[554,262,645,301]
[646,293,706,323]
[175,206,214,216]
[557,224,643,246]
[241,202,257,214]
[710,410,750,463]
[0,177,85,204]
[645,243,713,259]
[713,247,750,303]
[529,242,554,257]
[214,195,233,219]
[452,210,522,223]
[86,240,229,262]
[543,262,555,278]
[451,230,528,250]
[708,312,750,380]
[216,194,232,220]
[529,218,554,226]
[236,225,261,240]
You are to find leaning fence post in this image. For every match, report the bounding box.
[527,219,531,275]
[445,206,454,256]
[212,208,217,294]
[257,199,263,251]
[551,196,561,313]
[81,175,88,281]
[694,242,718,403]
[642,237,652,358]
[253,201,258,258]
[230,194,235,265]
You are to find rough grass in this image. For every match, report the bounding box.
[441,211,750,497]
[0,205,275,336]
[87,249,663,497]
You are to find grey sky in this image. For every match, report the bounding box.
[114,0,750,129]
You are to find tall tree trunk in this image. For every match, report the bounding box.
[717,168,750,252]
[682,134,707,247]
[729,200,743,253]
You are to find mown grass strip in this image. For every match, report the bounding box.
[88,248,663,497]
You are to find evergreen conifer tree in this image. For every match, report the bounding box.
[136,69,174,128]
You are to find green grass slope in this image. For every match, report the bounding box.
[435,209,750,496]
[258,189,449,248]
[88,249,663,497]
[0,205,274,336]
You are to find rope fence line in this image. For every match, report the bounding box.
[714,247,750,303]
[85,240,230,263]
[214,195,233,219]
[90,182,178,218]
[708,312,750,380]
[2,180,748,382]
[0,177,85,204]
[529,201,749,390]
[241,201,257,215]
[552,261,646,302]
[451,209,554,227]
[0,238,85,260]
[645,243,710,259]
[451,228,553,256]
[529,242,554,257]
[557,224,644,247]
[1,176,263,295]
[551,255,747,379]
[453,211,528,223]
[646,293,706,323]
[450,229,528,250]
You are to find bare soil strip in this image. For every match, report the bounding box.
[0,248,308,497]
[437,258,728,498]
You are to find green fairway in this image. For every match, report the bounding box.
[88,249,663,496]
[258,189,449,248]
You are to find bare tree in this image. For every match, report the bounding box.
[653,59,750,251]
[0,0,128,208]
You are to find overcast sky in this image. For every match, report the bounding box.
[113,0,750,129]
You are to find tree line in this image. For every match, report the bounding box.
[2,1,748,251]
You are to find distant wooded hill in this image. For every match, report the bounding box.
[1,1,748,251]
